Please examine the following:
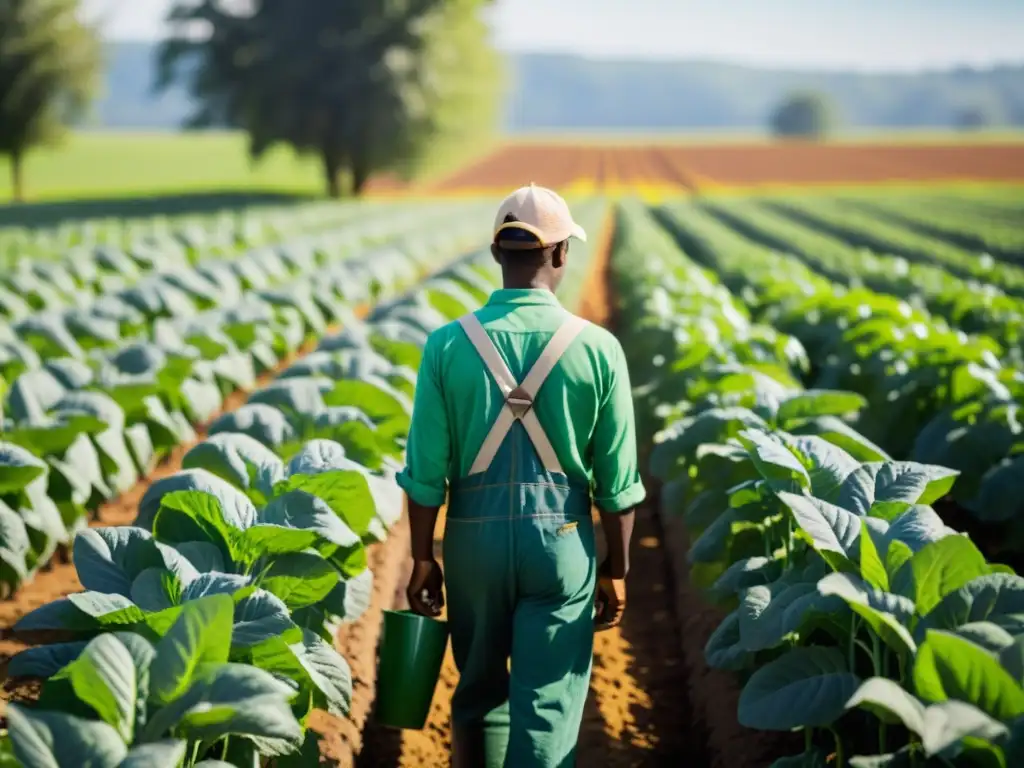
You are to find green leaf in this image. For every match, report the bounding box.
[6,704,127,768]
[276,470,376,538]
[777,491,861,560]
[650,408,768,480]
[739,430,811,492]
[860,521,889,591]
[140,662,299,750]
[260,552,340,610]
[917,573,1024,636]
[846,677,925,733]
[914,630,1024,722]
[178,668,301,755]
[0,442,47,493]
[836,462,960,517]
[738,579,845,652]
[8,641,91,679]
[129,568,180,612]
[0,501,30,584]
[776,389,867,426]
[892,535,990,616]
[881,505,955,554]
[703,609,753,671]
[118,741,188,768]
[920,700,1010,758]
[61,634,150,743]
[249,628,353,717]
[710,555,784,601]
[999,636,1024,680]
[150,594,234,706]
[324,379,410,423]
[818,572,918,656]
[738,646,861,730]
[151,490,240,559]
[232,590,295,647]
[243,491,365,576]
[784,435,861,499]
[72,527,171,597]
[792,415,890,462]
[886,539,913,579]
[15,592,146,632]
[953,622,1017,654]
[317,569,374,623]
[181,433,285,501]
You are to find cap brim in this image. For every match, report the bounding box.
[570,223,587,243]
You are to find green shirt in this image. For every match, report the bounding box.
[397,288,645,513]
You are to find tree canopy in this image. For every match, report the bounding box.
[769,91,837,139]
[157,0,503,197]
[0,0,102,201]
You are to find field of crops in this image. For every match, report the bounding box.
[0,179,1022,766]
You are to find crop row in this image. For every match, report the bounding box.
[760,197,1024,298]
[0,201,401,266]
[0,201,475,328]
[0,202,491,598]
[0,238,503,765]
[700,199,1024,364]
[837,195,1024,267]
[614,201,1023,768]
[654,203,1024,557]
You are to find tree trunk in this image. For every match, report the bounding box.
[11,151,24,203]
[321,147,343,199]
[351,158,371,197]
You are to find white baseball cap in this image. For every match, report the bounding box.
[493,183,587,250]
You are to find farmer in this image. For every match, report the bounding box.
[396,184,645,768]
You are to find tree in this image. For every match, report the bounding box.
[769,91,837,139]
[157,0,502,198]
[954,100,1005,131]
[0,0,101,201]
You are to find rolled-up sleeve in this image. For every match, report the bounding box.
[396,332,450,507]
[591,339,646,513]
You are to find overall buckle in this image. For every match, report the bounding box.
[506,386,533,419]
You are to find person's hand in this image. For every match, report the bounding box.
[594,561,626,632]
[407,558,444,617]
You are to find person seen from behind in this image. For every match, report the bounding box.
[397,184,645,768]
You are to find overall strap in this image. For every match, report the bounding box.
[458,312,588,476]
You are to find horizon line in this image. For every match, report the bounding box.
[101,38,1024,76]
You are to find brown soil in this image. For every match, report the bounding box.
[427,142,1024,192]
[658,494,799,768]
[309,517,413,764]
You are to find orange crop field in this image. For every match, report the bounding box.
[425,140,1024,193]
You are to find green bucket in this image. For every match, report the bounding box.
[375,609,449,729]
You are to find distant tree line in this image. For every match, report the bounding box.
[768,90,1010,138]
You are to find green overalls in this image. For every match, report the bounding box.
[397,289,646,768]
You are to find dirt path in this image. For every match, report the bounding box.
[356,208,696,767]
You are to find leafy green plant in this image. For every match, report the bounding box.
[3,595,308,766]
[616,200,1024,768]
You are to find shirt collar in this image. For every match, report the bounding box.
[486,288,563,308]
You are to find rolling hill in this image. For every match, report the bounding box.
[93,43,1024,133]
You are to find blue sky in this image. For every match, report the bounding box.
[82,0,1024,72]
